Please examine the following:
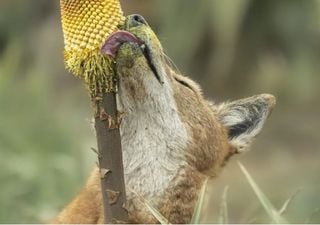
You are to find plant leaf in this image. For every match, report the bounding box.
[279,188,302,215]
[218,186,229,224]
[130,189,170,224]
[191,177,209,224]
[238,162,289,224]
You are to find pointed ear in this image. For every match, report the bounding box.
[216,94,276,153]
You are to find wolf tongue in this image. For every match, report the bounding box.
[101,31,143,57]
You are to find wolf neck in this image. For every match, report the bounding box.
[117,81,189,205]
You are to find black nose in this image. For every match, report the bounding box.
[126,14,148,28]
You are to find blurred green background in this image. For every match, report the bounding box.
[0,0,319,223]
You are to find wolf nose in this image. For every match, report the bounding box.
[126,14,148,28]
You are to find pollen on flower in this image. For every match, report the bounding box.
[60,0,125,97]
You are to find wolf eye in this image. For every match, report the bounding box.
[174,77,194,91]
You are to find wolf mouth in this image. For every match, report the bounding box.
[101,30,163,84]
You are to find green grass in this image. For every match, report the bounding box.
[138,162,312,224]
[0,37,95,223]
[218,186,229,224]
[135,178,209,224]
[1,1,320,223]
[139,163,295,224]
[238,162,289,224]
[191,178,209,224]
[131,189,170,224]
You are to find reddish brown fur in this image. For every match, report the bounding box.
[51,68,238,224]
[52,15,275,224]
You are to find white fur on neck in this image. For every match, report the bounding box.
[117,69,188,207]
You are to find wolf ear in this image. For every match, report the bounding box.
[216,94,276,153]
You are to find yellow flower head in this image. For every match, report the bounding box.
[60,0,125,96]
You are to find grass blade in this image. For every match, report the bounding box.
[218,186,229,224]
[130,189,170,224]
[191,178,209,224]
[238,162,289,224]
[279,188,301,215]
[304,208,320,224]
